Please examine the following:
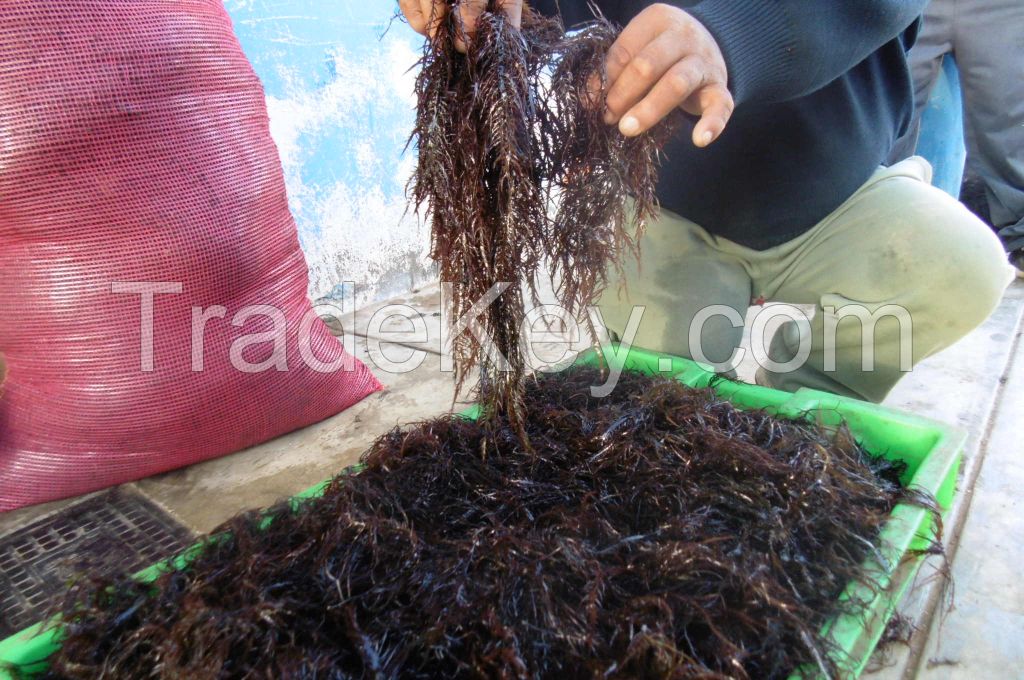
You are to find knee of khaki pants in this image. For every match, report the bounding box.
[759,158,1013,401]
[807,160,1011,354]
[896,197,1013,353]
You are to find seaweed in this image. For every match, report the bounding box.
[41,367,941,679]
[410,2,683,434]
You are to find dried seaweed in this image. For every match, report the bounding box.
[41,367,940,679]
[410,2,683,433]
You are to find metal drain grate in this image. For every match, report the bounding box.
[0,489,194,639]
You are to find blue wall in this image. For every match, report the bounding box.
[224,1,433,306]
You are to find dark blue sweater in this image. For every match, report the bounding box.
[531,0,927,249]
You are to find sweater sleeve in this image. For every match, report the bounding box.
[661,1,927,105]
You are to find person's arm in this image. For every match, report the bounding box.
[597,1,925,144]
[680,0,928,105]
[399,0,522,52]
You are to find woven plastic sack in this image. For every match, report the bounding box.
[0,0,382,511]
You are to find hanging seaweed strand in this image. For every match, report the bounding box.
[410,2,683,434]
[544,19,684,316]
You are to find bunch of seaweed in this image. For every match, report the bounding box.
[410,2,683,434]
[40,367,940,679]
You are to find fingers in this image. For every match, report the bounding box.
[399,0,428,35]
[410,0,446,39]
[602,11,664,91]
[453,0,485,50]
[595,5,734,145]
[584,73,602,109]
[618,78,733,145]
[689,84,734,147]
[400,0,524,49]
[497,0,523,29]
[603,31,688,125]
[446,0,523,52]
[616,55,705,136]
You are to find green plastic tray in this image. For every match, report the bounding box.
[0,346,964,679]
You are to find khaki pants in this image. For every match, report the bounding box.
[598,157,1015,402]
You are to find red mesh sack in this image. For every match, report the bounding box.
[0,1,382,511]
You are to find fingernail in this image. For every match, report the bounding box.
[620,116,640,136]
[699,130,713,146]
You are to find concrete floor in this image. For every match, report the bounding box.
[867,281,1024,680]
[1,280,1022,678]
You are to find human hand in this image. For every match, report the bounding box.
[594,4,734,147]
[398,0,523,52]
